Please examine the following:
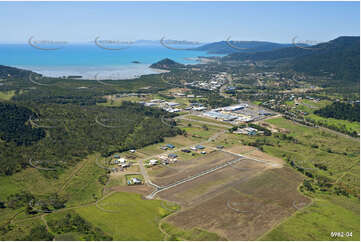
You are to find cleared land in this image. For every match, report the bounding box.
[254,117,360,241]
[75,192,178,240]
[148,150,237,186]
[163,167,309,240]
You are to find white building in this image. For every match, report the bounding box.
[149,159,158,166]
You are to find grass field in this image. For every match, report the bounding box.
[75,192,178,240]
[160,222,225,240]
[261,197,360,241]
[286,99,360,134]
[58,154,106,206]
[163,167,309,240]
[0,112,358,241]
[306,113,360,134]
[252,117,360,240]
[0,154,107,227]
[0,90,15,100]
[0,217,44,240]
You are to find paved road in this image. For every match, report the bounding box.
[138,159,161,189]
[146,156,245,199]
[142,134,279,200]
[219,73,235,100]
[137,130,225,188]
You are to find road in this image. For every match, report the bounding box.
[137,130,226,189]
[219,73,235,100]
[144,145,280,199]
[139,127,280,200]
[146,156,245,199]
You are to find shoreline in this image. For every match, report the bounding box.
[148,68,170,74]
[16,64,165,80]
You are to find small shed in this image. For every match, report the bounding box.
[168,153,178,159]
[195,145,205,149]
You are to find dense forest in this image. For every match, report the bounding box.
[223,36,360,83]
[314,102,360,122]
[0,68,170,105]
[0,101,181,176]
[47,212,112,240]
[0,65,34,79]
[193,40,294,54]
[0,102,45,145]
[293,37,360,83]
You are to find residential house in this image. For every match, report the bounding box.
[149,159,158,166]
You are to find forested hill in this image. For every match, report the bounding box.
[193,41,294,54]
[223,36,360,82]
[150,58,184,70]
[314,102,360,122]
[0,65,35,79]
[293,36,360,82]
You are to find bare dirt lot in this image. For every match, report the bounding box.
[225,145,257,154]
[224,145,284,168]
[162,167,310,241]
[107,184,153,196]
[148,150,238,186]
[157,158,267,206]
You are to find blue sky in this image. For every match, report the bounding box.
[0,1,359,43]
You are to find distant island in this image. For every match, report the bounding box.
[150,58,184,70]
[132,61,141,64]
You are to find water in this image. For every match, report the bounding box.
[0,43,220,79]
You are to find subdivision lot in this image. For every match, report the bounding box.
[156,159,268,206]
[148,150,238,186]
[163,167,310,241]
[224,145,284,167]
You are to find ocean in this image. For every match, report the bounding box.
[0,43,220,79]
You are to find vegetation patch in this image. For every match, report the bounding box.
[75,192,177,240]
[161,222,225,241]
[47,210,112,240]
